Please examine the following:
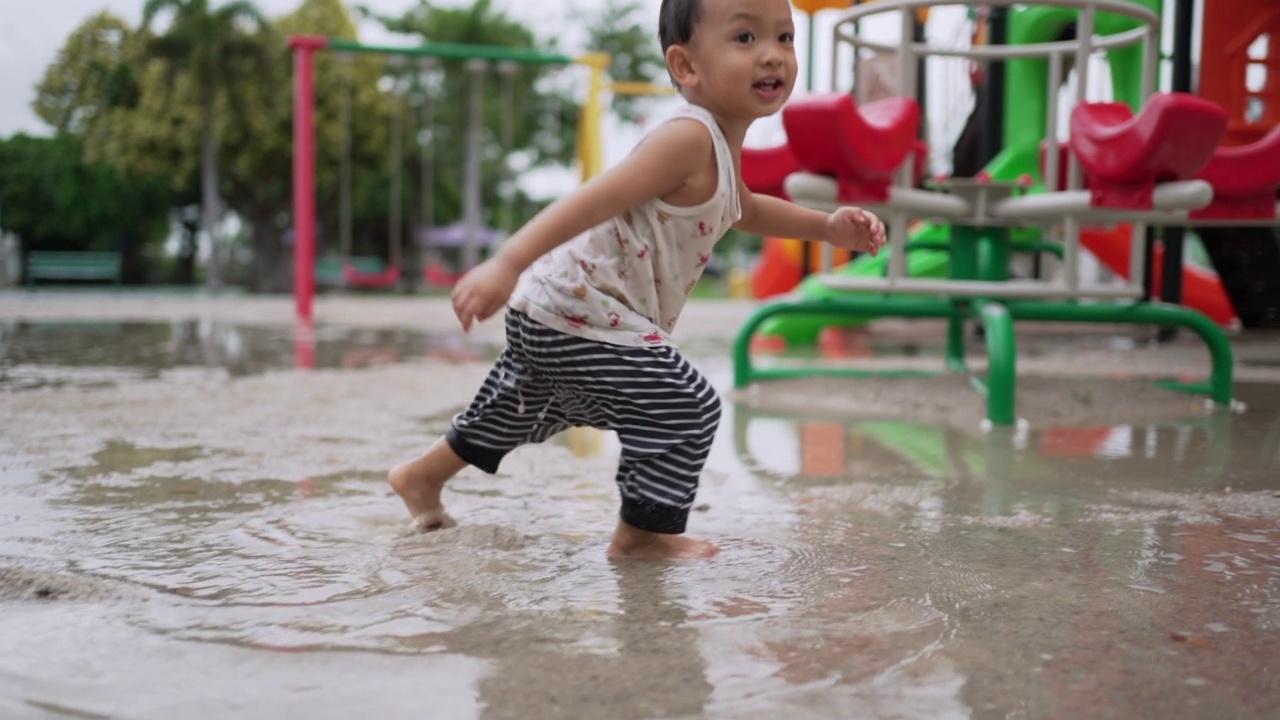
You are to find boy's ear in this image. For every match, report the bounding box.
[665,45,697,89]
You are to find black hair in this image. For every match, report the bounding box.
[658,0,702,53]
[658,0,702,88]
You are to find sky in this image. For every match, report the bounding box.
[0,0,891,146]
[0,0,612,137]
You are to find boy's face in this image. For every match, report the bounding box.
[673,0,798,121]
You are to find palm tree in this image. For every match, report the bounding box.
[142,0,270,293]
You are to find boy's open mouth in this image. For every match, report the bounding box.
[754,79,784,91]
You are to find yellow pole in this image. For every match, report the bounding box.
[575,52,611,182]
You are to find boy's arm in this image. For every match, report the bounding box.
[494,119,713,272]
[733,181,887,254]
[733,189,829,240]
[452,118,713,330]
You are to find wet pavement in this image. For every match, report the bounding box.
[0,296,1278,719]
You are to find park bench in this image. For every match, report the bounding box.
[25,251,123,288]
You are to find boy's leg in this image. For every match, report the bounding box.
[389,438,468,530]
[551,343,722,558]
[391,312,568,530]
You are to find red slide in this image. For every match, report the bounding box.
[1078,225,1239,327]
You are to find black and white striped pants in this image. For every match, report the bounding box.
[446,310,722,534]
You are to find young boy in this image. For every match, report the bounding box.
[390,0,886,560]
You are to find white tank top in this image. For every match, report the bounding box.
[508,104,741,347]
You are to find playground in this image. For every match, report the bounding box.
[2,0,1279,717]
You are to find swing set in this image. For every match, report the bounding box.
[289,36,672,321]
[311,41,547,292]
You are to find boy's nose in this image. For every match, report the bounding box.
[760,42,785,67]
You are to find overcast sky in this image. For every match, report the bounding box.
[0,0,891,143]
[0,1,603,135]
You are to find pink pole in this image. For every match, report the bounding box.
[291,35,327,323]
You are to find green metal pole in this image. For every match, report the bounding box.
[976,301,1017,426]
[946,226,983,371]
[978,227,1012,282]
[1004,301,1234,405]
[733,296,964,388]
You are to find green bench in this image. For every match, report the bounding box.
[314,256,389,287]
[25,251,123,288]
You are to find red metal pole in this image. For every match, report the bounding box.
[291,35,327,323]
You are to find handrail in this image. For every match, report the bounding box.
[827,0,1161,197]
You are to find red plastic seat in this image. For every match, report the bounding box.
[1070,93,1228,208]
[343,264,400,289]
[1192,125,1280,220]
[782,94,921,202]
[741,143,801,200]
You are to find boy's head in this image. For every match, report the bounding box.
[659,0,702,62]
[657,0,797,117]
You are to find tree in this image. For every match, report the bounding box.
[219,0,390,291]
[586,0,666,123]
[141,0,273,294]
[0,134,173,280]
[370,0,582,270]
[32,12,138,136]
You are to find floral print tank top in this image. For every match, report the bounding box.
[508,104,742,347]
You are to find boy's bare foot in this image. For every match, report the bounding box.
[606,519,720,560]
[388,439,467,532]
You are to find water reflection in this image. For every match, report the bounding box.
[3,322,1280,717]
[0,319,497,388]
[731,400,1256,506]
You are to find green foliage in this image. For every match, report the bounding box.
[586,0,667,122]
[141,0,274,112]
[19,0,662,290]
[32,12,137,135]
[365,0,582,234]
[266,0,390,257]
[0,134,172,254]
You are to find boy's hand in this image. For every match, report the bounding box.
[451,256,521,331]
[825,206,887,256]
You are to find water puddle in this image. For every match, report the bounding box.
[0,319,498,390]
[0,320,1278,718]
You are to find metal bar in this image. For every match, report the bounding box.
[843,29,1148,60]
[325,37,572,65]
[733,296,962,388]
[1045,51,1063,191]
[1003,301,1234,404]
[979,6,1008,168]
[388,58,404,270]
[818,276,1146,298]
[829,0,1159,27]
[1129,220,1148,289]
[1159,0,1198,340]
[339,53,353,260]
[290,36,325,323]
[975,301,1017,425]
[461,59,486,272]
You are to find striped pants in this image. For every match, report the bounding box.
[446,310,722,534]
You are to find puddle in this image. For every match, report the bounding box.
[0,321,1278,718]
[0,320,498,390]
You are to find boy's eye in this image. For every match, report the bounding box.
[735,31,755,43]
[779,32,795,43]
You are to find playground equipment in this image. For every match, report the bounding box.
[744,0,1246,338]
[289,36,576,321]
[734,0,1280,426]
[329,52,407,290]
[290,38,671,321]
[1191,0,1280,328]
